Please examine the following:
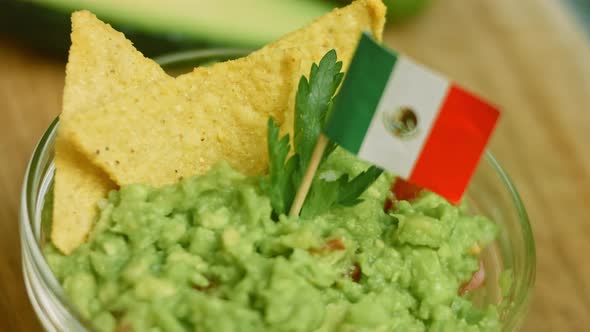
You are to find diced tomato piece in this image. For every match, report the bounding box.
[384,177,424,212]
[344,263,362,282]
[325,238,346,251]
[309,238,346,254]
[116,323,133,332]
[392,177,423,201]
[192,280,218,293]
[384,196,395,211]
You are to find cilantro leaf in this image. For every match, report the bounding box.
[293,50,344,183]
[337,166,383,206]
[263,50,344,216]
[263,50,381,218]
[260,118,294,216]
[300,165,383,218]
[300,177,341,218]
[322,140,337,162]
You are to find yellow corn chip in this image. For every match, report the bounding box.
[62,50,302,187]
[52,137,114,254]
[63,0,386,188]
[53,10,172,254]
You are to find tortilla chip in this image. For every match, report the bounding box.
[52,10,171,254]
[63,0,386,188]
[52,137,113,254]
[62,50,302,187]
[61,11,171,113]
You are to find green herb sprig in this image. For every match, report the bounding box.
[261,50,382,218]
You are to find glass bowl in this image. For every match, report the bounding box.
[20,49,536,332]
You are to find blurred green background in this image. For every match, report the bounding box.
[0,0,432,58]
[567,0,590,36]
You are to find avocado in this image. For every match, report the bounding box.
[0,0,335,57]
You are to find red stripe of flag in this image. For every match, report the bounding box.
[408,85,500,204]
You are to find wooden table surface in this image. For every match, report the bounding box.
[1,0,589,331]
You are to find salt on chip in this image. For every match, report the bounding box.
[63,0,387,189]
[53,10,171,254]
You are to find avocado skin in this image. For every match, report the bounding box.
[0,1,434,59]
[0,1,211,59]
[384,0,432,22]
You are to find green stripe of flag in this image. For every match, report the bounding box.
[324,32,397,154]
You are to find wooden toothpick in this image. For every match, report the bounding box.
[289,134,329,216]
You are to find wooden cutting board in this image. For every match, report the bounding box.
[0,0,588,330]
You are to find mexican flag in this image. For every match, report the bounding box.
[324,33,499,203]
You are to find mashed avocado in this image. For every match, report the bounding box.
[45,149,500,332]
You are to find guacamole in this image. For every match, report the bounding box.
[45,149,500,332]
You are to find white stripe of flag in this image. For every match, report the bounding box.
[358,56,450,179]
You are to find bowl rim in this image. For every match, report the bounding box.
[21,48,536,330]
[484,150,536,327]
